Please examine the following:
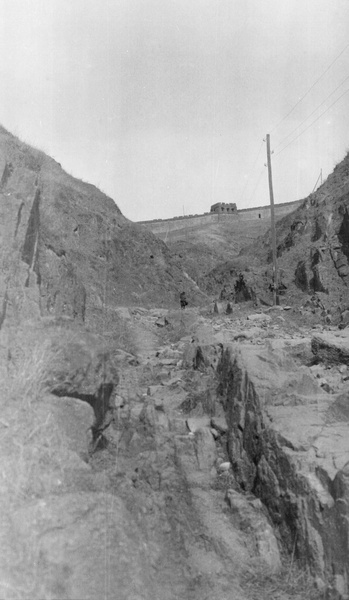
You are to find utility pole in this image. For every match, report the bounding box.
[266,134,279,306]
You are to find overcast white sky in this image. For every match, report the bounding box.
[0,0,349,221]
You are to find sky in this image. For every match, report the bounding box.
[0,0,349,222]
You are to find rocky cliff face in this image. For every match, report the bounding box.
[254,153,349,307]
[0,125,206,338]
[214,334,349,598]
[199,152,349,310]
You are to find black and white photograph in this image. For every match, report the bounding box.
[0,1,349,598]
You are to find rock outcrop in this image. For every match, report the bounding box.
[252,156,349,309]
[216,340,349,597]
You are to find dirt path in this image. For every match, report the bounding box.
[90,308,292,600]
[131,322,159,358]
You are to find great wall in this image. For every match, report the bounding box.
[138,198,303,240]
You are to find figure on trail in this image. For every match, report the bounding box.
[180,291,188,309]
[234,273,251,302]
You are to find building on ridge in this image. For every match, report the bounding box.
[210,202,237,214]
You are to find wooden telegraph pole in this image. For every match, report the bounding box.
[266,134,279,305]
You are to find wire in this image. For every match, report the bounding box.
[274,73,349,150]
[246,167,265,206]
[270,42,349,134]
[274,86,349,157]
[240,139,264,203]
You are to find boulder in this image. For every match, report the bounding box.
[182,340,223,372]
[155,316,168,327]
[247,313,271,323]
[233,327,264,341]
[312,330,349,365]
[41,394,94,459]
[6,321,122,442]
[218,461,231,472]
[0,319,123,446]
[44,329,120,440]
[211,415,228,433]
[186,416,211,433]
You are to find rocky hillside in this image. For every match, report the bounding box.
[254,151,349,304]
[0,125,206,337]
[199,152,349,312]
[165,217,275,289]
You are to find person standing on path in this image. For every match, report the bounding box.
[180,292,188,309]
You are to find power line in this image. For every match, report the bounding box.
[270,42,349,134]
[274,74,349,150]
[246,167,265,206]
[274,86,349,157]
[240,139,264,203]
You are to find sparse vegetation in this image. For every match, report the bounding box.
[0,340,71,599]
[2,341,64,483]
[241,557,323,600]
[111,315,138,355]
